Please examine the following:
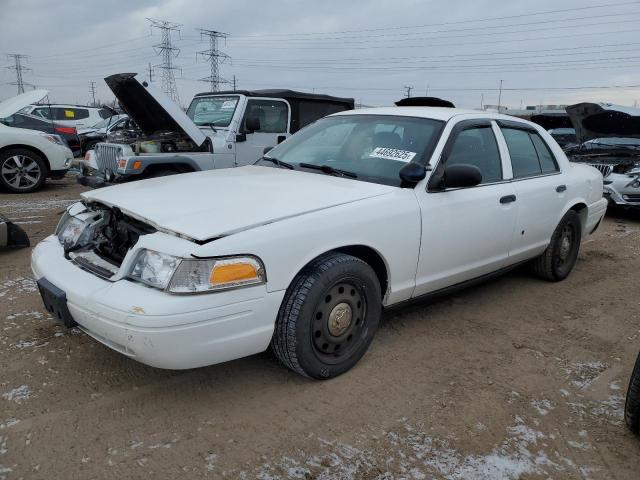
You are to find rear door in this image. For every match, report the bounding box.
[496,120,565,262]
[235,98,290,166]
[413,119,518,296]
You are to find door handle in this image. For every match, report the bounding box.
[500,195,517,204]
[556,184,567,193]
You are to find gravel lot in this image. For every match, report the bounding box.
[1,175,639,479]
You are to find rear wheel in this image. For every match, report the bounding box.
[0,149,47,193]
[271,253,382,379]
[531,210,581,281]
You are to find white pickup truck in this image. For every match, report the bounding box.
[78,73,354,187]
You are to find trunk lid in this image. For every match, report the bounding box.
[0,90,49,118]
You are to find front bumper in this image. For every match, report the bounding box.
[603,173,640,208]
[31,236,284,369]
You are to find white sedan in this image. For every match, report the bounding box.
[31,107,607,379]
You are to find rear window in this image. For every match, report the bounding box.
[501,128,559,178]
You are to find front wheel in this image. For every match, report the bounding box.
[531,210,582,282]
[0,149,47,193]
[271,253,382,379]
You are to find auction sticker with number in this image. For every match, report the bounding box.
[369,147,416,162]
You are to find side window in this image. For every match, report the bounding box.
[446,126,502,184]
[33,107,51,120]
[98,109,111,119]
[502,128,559,178]
[530,133,559,174]
[245,100,289,133]
[71,108,89,120]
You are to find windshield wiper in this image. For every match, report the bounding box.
[299,163,357,178]
[257,156,295,170]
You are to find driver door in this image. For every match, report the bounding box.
[413,120,518,297]
[235,98,290,166]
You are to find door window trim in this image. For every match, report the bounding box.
[241,97,291,134]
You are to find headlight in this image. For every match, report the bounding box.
[169,256,266,293]
[57,217,89,250]
[128,250,266,293]
[129,249,181,290]
[40,133,65,146]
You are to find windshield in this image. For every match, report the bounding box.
[263,114,444,186]
[186,95,239,127]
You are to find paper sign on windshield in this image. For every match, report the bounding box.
[370,147,416,162]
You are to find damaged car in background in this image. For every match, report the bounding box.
[33,107,607,379]
[78,73,354,187]
[566,103,640,209]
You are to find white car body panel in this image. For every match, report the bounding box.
[0,123,73,172]
[0,90,49,118]
[31,107,608,370]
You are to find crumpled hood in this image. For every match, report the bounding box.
[81,166,396,241]
[566,102,640,144]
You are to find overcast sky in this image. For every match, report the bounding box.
[1,0,639,110]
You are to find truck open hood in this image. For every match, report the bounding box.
[81,166,395,242]
[0,89,49,118]
[104,73,206,147]
[566,103,640,144]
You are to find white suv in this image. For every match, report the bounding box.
[20,104,114,129]
[0,91,73,193]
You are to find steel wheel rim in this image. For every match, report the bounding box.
[1,155,41,190]
[557,224,575,265]
[311,280,367,364]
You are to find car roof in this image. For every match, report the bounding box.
[332,106,539,125]
[30,104,104,110]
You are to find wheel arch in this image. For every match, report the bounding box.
[293,245,390,300]
[0,144,50,173]
[568,201,588,236]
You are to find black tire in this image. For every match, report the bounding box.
[0,148,47,193]
[271,253,382,379]
[531,210,582,282]
[145,169,178,179]
[625,351,640,434]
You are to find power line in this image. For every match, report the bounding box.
[6,53,32,94]
[148,18,181,104]
[231,1,640,38]
[195,28,230,92]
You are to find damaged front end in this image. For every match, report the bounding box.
[566,103,640,208]
[56,202,157,279]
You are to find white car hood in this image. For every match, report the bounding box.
[0,89,49,118]
[82,166,396,241]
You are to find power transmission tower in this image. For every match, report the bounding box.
[196,28,230,92]
[89,81,97,106]
[404,85,413,98]
[6,54,32,94]
[148,18,182,104]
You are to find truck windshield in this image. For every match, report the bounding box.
[264,114,445,187]
[186,95,239,127]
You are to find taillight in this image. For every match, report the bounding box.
[56,127,77,135]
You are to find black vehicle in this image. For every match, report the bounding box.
[530,112,577,148]
[0,112,81,156]
[626,351,640,434]
[548,128,577,148]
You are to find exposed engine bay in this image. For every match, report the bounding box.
[107,129,208,154]
[59,203,156,277]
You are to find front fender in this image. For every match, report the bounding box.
[120,155,203,176]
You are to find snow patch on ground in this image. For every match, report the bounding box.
[2,385,32,404]
[531,399,555,416]
[205,453,217,472]
[0,419,19,430]
[237,416,590,479]
[0,277,37,299]
[562,360,608,389]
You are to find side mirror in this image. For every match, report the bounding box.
[245,116,261,133]
[263,146,274,154]
[443,164,482,189]
[399,162,427,185]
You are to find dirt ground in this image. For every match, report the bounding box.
[1,175,639,480]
